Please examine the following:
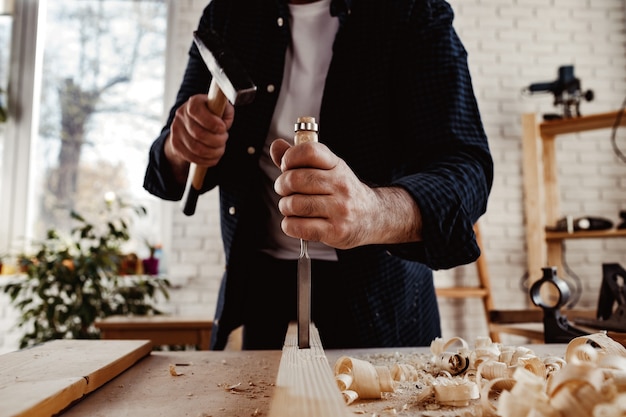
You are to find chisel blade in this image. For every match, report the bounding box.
[297,239,311,349]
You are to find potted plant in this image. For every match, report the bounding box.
[141,241,162,275]
[2,197,170,349]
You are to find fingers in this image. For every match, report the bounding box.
[272,144,368,247]
[168,94,231,166]
[269,138,291,169]
[278,191,362,248]
[270,139,338,171]
[274,166,334,197]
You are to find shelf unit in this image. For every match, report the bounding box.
[522,110,626,286]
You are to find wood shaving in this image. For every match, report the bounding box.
[169,363,184,376]
[217,382,243,391]
[333,332,626,416]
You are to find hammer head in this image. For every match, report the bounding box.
[193,28,257,106]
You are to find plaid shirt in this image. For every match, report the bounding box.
[144,0,493,348]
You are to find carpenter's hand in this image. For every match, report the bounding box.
[165,94,235,183]
[270,139,421,249]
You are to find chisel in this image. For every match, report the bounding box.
[293,116,318,349]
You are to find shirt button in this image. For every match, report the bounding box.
[277,17,284,27]
[228,206,236,216]
[247,146,256,155]
[266,84,275,93]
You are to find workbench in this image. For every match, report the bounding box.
[0,336,567,417]
[94,315,213,350]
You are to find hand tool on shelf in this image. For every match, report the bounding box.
[574,263,626,333]
[182,28,257,216]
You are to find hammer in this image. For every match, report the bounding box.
[182,28,257,216]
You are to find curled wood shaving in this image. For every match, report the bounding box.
[333,332,626,416]
[495,368,554,417]
[169,364,184,376]
[391,364,419,382]
[497,333,626,417]
[334,356,395,400]
[435,352,470,376]
[341,390,359,405]
[432,377,479,407]
[480,376,516,417]
[217,382,243,392]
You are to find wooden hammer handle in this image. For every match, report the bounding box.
[182,79,229,216]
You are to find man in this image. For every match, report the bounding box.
[144,0,493,350]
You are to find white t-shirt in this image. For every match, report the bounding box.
[258,0,339,260]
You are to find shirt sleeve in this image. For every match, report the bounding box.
[384,0,493,269]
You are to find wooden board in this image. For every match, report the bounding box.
[268,322,352,417]
[0,339,151,417]
[61,349,282,417]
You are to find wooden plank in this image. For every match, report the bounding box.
[268,322,352,417]
[0,339,152,417]
[62,349,282,417]
[521,113,547,286]
[95,315,213,330]
[542,135,559,226]
[435,287,489,298]
[546,229,626,240]
[489,308,597,324]
[539,110,626,137]
[1,378,86,417]
[489,308,543,323]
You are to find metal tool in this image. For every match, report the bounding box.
[574,263,626,332]
[294,116,319,349]
[530,266,588,343]
[182,28,257,216]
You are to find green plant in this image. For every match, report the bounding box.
[3,199,170,349]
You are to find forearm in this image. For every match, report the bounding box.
[367,186,422,245]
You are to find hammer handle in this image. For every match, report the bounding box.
[182,79,229,216]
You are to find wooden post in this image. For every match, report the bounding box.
[268,322,352,417]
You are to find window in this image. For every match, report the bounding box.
[0,0,168,262]
[0,13,11,205]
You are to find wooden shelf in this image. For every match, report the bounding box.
[539,110,626,137]
[522,111,626,286]
[545,229,626,241]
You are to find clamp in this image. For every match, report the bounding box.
[530,266,588,343]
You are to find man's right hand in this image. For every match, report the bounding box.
[165,94,235,184]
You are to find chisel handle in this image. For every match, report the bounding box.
[182,79,229,216]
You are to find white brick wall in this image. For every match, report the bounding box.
[1,0,625,353]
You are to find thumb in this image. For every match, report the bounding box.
[269,138,292,170]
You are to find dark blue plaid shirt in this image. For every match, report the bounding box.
[144,0,493,348]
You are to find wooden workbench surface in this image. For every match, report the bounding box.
[2,339,569,417]
[61,349,283,417]
[58,347,403,417]
[62,346,568,417]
